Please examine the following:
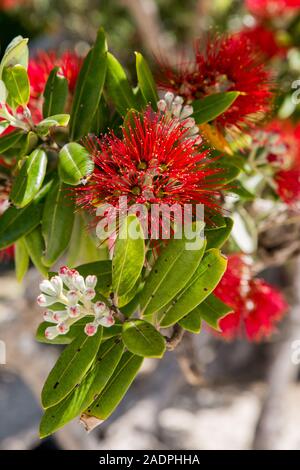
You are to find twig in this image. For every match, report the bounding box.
[165,324,185,351]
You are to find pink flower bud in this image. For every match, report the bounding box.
[68,305,81,318]
[85,275,97,289]
[94,301,108,316]
[43,310,55,322]
[98,314,115,327]
[45,326,59,340]
[72,274,85,291]
[37,294,57,307]
[67,290,79,305]
[84,322,98,336]
[53,310,69,323]
[57,322,70,335]
[84,288,96,300]
[51,276,63,296]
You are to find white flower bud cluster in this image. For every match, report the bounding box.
[37,266,115,340]
[157,92,202,146]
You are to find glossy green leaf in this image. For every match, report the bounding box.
[112,215,145,298]
[10,149,47,208]
[24,226,48,277]
[192,294,233,330]
[193,92,240,124]
[70,28,107,140]
[0,129,24,154]
[159,249,227,327]
[85,351,143,420]
[43,67,68,118]
[58,142,93,186]
[0,36,28,76]
[42,181,75,266]
[135,52,158,108]
[19,131,38,157]
[3,64,30,108]
[41,327,103,409]
[105,52,137,115]
[179,310,202,334]
[0,202,42,250]
[140,224,206,317]
[36,114,70,137]
[15,238,29,282]
[122,319,165,358]
[76,260,112,297]
[205,217,233,250]
[40,337,124,437]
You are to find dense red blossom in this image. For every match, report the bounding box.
[76,110,226,236]
[0,246,14,262]
[214,254,288,341]
[157,34,272,131]
[257,120,300,204]
[28,50,82,98]
[246,0,300,17]
[238,25,285,59]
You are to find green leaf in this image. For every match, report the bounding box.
[85,351,143,420]
[0,36,28,76]
[0,202,42,250]
[159,249,227,328]
[193,92,240,125]
[24,226,48,277]
[229,181,255,201]
[205,217,233,250]
[70,28,107,140]
[15,238,29,282]
[75,260,112,297]
[105,52,137,115]
[58,142,93,186]
[36,114,70,137]
[122,319,165,358]
[40,337,124,437]
[191,293,233,330]
[3,65,30,108]
[0,129,24,154]
[179,310,202,334]
[43,67,68,118]
[10,149,47,208]
[41,327,103,409]
[19,131,38,157]
[112,215,145,298]
[42,181,75,267]
[140,224,206,317]
[135,52,158,108]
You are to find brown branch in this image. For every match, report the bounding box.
[165,324,185,351]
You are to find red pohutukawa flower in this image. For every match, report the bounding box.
[214,254,288,341]
[253,120,300,204]
[238,25,285,59]
[246,0,300,18]
[157,34,272,131]
[0,246,14,262]
[76,109,226,237]
[28,50,82,98]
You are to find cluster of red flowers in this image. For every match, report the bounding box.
[246,0,300,18]
[157,33,272,132]
[76,109,225,236]
[214,254,288,341]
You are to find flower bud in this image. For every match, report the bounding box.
[85,275,97,289]
[37,294,57,307]
[45,326,59,340]
[51,276,63,296]
[53,310,69,323]
[84,322,98,336]
[98,313,115,327]
[68,305,81,318]
[157,99,167,112]
[57,322,70,335]
[72,274,85,292]
[84,288,96,300]
[39,280,57,297]
[43,310,55,322]
[94,301,108,316]
[67,290,79,305]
